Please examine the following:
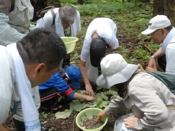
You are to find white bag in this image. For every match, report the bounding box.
[114,113,134,131]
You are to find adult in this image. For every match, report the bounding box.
[36,4,81,37]
[39,65,94,112]
[79,18,119,96]
[96,54,175,131]
[0,1,39,130]
[0,28,67,131]
[36,4,81,68]
[141,15,175,74]
[0,0,35,45]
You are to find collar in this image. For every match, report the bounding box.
[161,27,175,53]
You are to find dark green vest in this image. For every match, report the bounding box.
[148,72,175,94]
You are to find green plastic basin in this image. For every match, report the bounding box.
[76,108,108,131]
[61,37,78,54]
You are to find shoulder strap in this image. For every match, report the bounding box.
[50,8,56,25]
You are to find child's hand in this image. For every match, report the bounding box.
[85,95,95,101]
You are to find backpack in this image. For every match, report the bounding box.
[36,6,56,25]
[148,72,175,94]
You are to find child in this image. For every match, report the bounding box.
[39,65,94,112]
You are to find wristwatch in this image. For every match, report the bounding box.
[150,55,155,59]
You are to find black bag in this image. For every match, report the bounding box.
[36,6,56,25]
[148,72,175,94]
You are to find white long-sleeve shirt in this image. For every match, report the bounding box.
[105,73,175,131]
[36,8,81,37]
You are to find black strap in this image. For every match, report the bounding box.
[98,67,101,76]
[50,9,56,25]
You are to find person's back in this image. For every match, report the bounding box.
[0,0,34,45]
[79,17,119,96]
[83,18,118,50]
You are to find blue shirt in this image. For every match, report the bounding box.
[39,72,75,99]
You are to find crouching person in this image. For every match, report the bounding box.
[0,28,67,131]
[39,65,94,112]
[96,54,175,131]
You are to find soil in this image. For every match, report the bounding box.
[2,81,130,131]
[3,107,128,131]
[81,115,103,129]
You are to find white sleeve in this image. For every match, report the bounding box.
[76,11,81,32]
[105,31,119,50]
[0,47,13,124]
[43,11,54,29]
[104,96,124,115]
[80,45,90,62]
[129,82,169,130]
[0,99,9,124]
[36,18,44,28]
[165,44,175,74]
[0,13,26,45]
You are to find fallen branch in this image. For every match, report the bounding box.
[143,43,152,52]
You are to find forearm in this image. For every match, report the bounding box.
[79,60,90,85]
[152,47,164,59]
[104,96,124,115]
[73,92,87,100]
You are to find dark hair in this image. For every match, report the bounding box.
[114,75,134,98]
[165,25,173,32]
[17,28,67,71]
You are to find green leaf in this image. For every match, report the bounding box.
[70,100,89,111]
[55,109,72,119]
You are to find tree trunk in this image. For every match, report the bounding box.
[77,0,84,5]
[153,0,175,26]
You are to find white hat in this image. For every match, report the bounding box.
[96,54,138,89]
[141,15,171,35]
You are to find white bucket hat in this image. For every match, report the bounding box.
[96,54,138,89]
[141,15,171,35]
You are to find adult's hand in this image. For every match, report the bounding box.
[146,66,157,72]
[85,83,95,96]
[96,110,107,122]
[79,59,95,96]
[147,58,157,70]
[124,116,138,129]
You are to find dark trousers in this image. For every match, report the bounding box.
[158,55,166,72]
[39,87,61,107]
[13,118,25,131]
